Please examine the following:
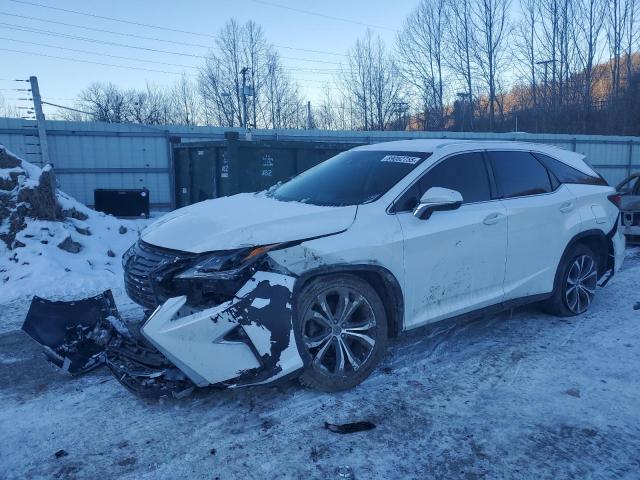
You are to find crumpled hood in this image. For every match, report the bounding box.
[141,193,357,253]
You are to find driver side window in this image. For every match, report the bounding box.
[392,152,492,212]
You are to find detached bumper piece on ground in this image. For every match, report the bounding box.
[22,292,119,375]
[21,272,304,398]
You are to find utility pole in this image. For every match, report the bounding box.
[29,75,50,166]
[240,67,249,130]
[306,101,312,130]
[456,92,471,132]
[536,60,554,132]
[392,101,409,131]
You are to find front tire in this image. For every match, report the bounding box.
[295,274,388,392]
[544,244,599,316]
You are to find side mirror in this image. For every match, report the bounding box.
[413,187,463,219]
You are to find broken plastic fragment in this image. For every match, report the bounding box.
[324,421,376,434]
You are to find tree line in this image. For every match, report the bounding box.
[56,0,640,135]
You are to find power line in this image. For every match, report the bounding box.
[0,33,341,78]
[0,36,200,69]
[0,22,342,65]
[0,47,338,89]
[249,0,397,32]
[41,101,92,115]
[0,11,347,57]
[0,35,336,86]
[8,0,349,57]
[9,0,219,37]
[0,47,186,74]
[0,22,208,59]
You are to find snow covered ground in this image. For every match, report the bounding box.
[1,245,639,479]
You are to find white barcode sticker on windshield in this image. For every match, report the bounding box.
[381,155,421,165]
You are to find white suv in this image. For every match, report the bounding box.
[123,140,625,393]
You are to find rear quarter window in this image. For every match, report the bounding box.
[533,152,608,186]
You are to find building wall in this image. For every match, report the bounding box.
[1,117,639,210]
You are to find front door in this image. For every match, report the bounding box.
[395,152,508,328]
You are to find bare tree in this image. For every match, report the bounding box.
[573,0,606,130]
[264,52,303,129]
[199,19,299,129]
[75,82,129,123]
[624,0,639,82]
[536,0,562,111]
[0,94,19,118]
[125,84,168,125]
[397,0,449,129]
[605,0,640,106]
[515,0,539,113]
[447,0,476,129]
[167,76,201,125]
[342,30,403,130]
[471,0,512,130]
[608,0,626,98]
[200,19,245,127]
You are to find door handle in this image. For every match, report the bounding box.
[560,201,574,213]
[483,212,504,225]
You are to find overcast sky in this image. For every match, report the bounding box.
[0,0,421,116]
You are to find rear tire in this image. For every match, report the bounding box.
[295,274,388,392]
[544,244,599,317]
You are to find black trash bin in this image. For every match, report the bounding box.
[94,188,150,217]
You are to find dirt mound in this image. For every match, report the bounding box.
[0,144,150,305]
[0,145,88,248]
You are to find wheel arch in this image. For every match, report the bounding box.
[552,228,614,292]
[293,264,404,338]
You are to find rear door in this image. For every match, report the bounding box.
[487,150,582,301]
[396,151,508,328]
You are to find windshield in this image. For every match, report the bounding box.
[270,150,431,206]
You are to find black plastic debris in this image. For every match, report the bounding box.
[22,291,120,375]
[324,421,376,434]
[106,335,195,399]
[54,449,68,459]
[566,387,581,398]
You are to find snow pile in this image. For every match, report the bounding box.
[0,144,150,306]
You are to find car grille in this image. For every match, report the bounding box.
[124,241,195,310]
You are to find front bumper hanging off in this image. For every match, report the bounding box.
[141,271,303,388]
[22,271,303,397]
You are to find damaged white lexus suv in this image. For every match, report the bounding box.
[122,139,625,393]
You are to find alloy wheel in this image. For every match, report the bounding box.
[301,287,377,376]
[564,254,597,314]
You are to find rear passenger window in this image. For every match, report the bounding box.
[489,151,553,198]
[532,152,609,186]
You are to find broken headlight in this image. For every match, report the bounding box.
[176,243,283,280]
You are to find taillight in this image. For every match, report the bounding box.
[607,194,622,209]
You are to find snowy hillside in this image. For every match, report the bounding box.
[0,145,150,324]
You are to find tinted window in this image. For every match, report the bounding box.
[489,151,552,198]
[271,150,430,206]
[392,152,492,212]
[533,152,608,186]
